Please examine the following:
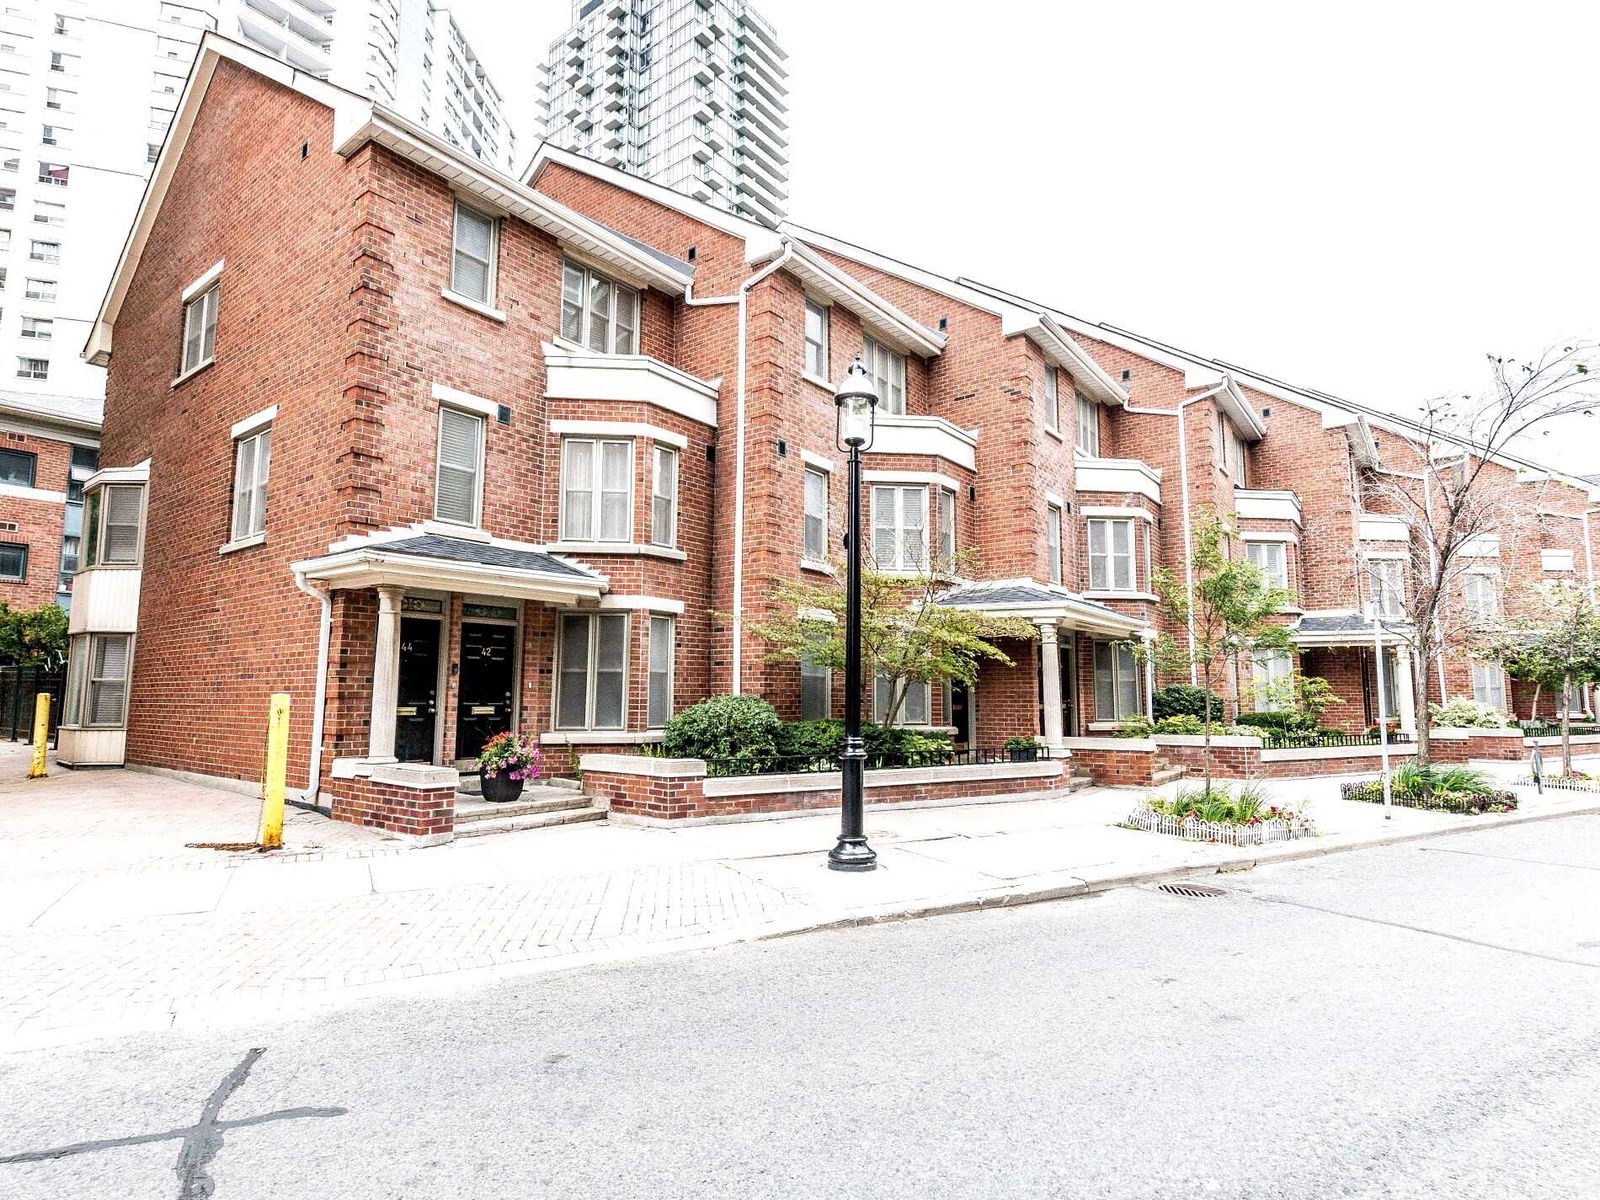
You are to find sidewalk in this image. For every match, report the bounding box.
[3,746,1598,1051]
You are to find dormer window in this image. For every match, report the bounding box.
[561,259,638,354]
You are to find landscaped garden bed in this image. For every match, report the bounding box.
[1511,770,1600,793]
[1339,764,1518,814]
[1123,783,1315,847]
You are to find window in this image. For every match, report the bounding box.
[0,446,34,486]
[1046,502,1063,586]
[1252,649,1292,711]
[800,652,830,720]
[1075,391,1099,456]
[1368,558,1405,618]
[561,437,631,541]
[651,445,677,547]
[15,356,46,379]
[556,612,627,729]
[1463,573,1497,618]
[0,540,23,580]
[870,484,927,571]
[1471,660,1507,711]
[63,633,131,728]
[181,284,218,374]
[1245,540,1287,589]
[25,278,54,301]
[40,125,67,148]
[433,406,483,526]
[48,52,75,74]
[1041,368,1059,432]
[45,88,71,111]
[84,484,142,566]
[230,427,270,542]
[647,615,673,727]
[937,487,956,568]
[33,200,63,225]
[1214,410,1227,467]
[803,298,828,379]
[37,161,67,186]
[1377,649,1400,720]
[1231,432,1247,483]
[560,259,638,354]
[802,466,827,562]
[1094,641,1141,720]
[861,336,905,414]
[449,200,496,304]
[20,316,49,341]
[1543,550,1576,572]
[0,188,11,211]
[875,674,930,726]
[1087,518,1135,591]
[147,143,159,164]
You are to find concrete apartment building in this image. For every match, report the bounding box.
[63,38,1598,827]
[539,0,789,225]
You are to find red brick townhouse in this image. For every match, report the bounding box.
[0,390,99,615]
[65,35,1598,815]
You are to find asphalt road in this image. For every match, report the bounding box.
[6,814,1600,1199]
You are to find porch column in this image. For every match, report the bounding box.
[1037,619,1066,751]
[367,584,404,763]
[1142,631,1157,721]
[1394,644,1418,735]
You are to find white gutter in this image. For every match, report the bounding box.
[291,567,332,808]
[684,242,798,693]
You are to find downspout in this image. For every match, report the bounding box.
[684,241,797,694]
[292,568,332,809]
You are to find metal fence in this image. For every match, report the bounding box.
[1123,807,1317,846]
[1517,720,1600,739]
[1256,729,1417,751]
[698,745,1051,780]
[0,665,65,745]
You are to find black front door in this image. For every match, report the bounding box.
[950,681,972,750]
[456,622,516,763]
[395,617,441,763]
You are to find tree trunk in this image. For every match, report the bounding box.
[1412,643,1433,772]
[1201,664,1215,799]
[1531,681,1542,721]
[1561,671,1573,778]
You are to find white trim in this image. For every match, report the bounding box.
[1079,505,1156,523]
[218,531,266,555]
[170,358,213,388]
[430,383,497,418]
[440,288,508,322]
[1073,457,1163,504]
[1044,490,1066,509]
[754,240,945,359]
[798,448,835,472]
[542,730,666,746]
[549,419,688,450]
[797,606,838,623]
[867,413,979,472]
[862,468,964,493]
[180,259,224,304]
[229,404,277,439]
[547,541,689,562]
[1234,488,1304,526]
[0,482,65,504]
[543,345,720,428]
[600,594,686,614]
[83,459,149,489]
[1240,530,1300,544]
[801,373,836,394]
[1542,549,1577,572]
[1082,591,1159,603]
[1357,514,1410,542]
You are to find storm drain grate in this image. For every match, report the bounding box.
[1157,881,1226,898]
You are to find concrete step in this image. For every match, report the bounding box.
[453,786,598,823]
[1151,766,1187,786]
[452,806,607,838]
[1063,774,1094,792]
[458,773,582,797]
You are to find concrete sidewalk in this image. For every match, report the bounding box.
[2,746,1597,1052]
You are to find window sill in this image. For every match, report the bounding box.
[441,288,507,323]
[540,730,665,745]
[170,358,215,388]
[800,558,834,575]
[549,541,689,562]
[1043,425,1064,442]
[801,372,836,394]
[218,532,265,556]
[1087,720,1137,732]
[1083,590,1159,603]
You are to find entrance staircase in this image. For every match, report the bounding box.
[452,774,606,838]
[1151,754,1187,787]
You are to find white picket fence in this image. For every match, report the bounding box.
[1513,775,1600,793]
[1123,807,1317,846]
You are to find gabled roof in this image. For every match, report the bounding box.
[936,579,1148,637]
[84,34,695,368]
[0,389,102,436]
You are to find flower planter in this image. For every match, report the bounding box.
[1007,746,1040,763]
[1122,806,1316,846]
[1339,778,1518,814]
[479,772,525,804]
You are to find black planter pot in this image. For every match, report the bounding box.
[1008,746,1039,763]
[479,772,525,804]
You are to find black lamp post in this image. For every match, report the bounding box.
[830,358,879,872]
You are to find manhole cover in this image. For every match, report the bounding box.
[1156,881,1226,898]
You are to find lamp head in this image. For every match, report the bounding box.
[835,357,878,449]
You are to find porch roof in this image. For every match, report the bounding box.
[293,530,608,604]
[1292,611,1408,647]
[936,580,1149,637]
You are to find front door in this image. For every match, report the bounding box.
[456,622,516,763]
[949,681,972,750]
[395,616,441,763]
[1060,630,1077,737]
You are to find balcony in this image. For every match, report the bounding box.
[864,414,978,472]
[1075,458,1161,504]
[1235,487,1302,525]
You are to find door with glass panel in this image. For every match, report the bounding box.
[456,620,516,763]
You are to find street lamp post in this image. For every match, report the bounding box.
[829,359,879,872]
[1368,601,1394,820]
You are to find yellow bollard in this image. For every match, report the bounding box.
[26,692,49,779]
[258,692,290,850]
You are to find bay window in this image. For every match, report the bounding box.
[64,633,131,727]
[1093,641,1140,720]
[871,484,926,571]
[433,406,483,526]
[1245,540,1288,590]
[647,615,673,728]
[83,483,142,566]
[561,259,638,354]
[1046,503,1063,586]
[862,336,905,414]
[1471,660,1507,711]
[651,445,677,547]
[556,611,627,729]
[1087,518,1135,591]
[561,437,632,542]
[937,487,956,568]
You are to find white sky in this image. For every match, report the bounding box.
[452,0,1600,477]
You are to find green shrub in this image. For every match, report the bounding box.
[1428,698,1512,729]
[1235,710,1292,730]
[777,718,845,762]
[879,728,953,759]
[661,695,783,771]
[1153,684,1227,722]
[1145,780,1299,825]
[1116,716,1155,738]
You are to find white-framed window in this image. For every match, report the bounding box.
[1542,550,1576,572]
[1087,518,1135,591]
[1463,572,1498,618]
[84,484,143,566]
[66,633,131,728]
[556,611,627,729]
[561,437,632,542]
[1094,641,1141,720]
[862,336,905,415]
[651,445,677,547]
[803,465,828,562]
[181,283,218,375]
[936,486,957,568]
[449,200,496,305]
[1041,367,1059,432]
[1231,431,1248,484]
[874,674,930,726]
[1046,502,1063,586]
[1368,558,1405,618]
[19,316,48,340]
[1377,648,1400,721]
[29,238,58,262]
[433,406,484,526]
[800,652,830,720]
[870,484,927,571]
[647,614,673,728]
[37,160,67,185]
[15,355,45,379]
[230,426,271,542]
[1252,649,1292,711]
[560,258,638,354]
[1075,391,1099,456]
[804,297,828,379]
[33,201,63,226]
[1214,410,1227,467]
[25,278,55,301]
[1245,540,1288,590]
[1471,660,1507,711]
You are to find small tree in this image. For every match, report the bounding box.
[1135,517,1295,795]
[0,602,67,667]
[749,552,1034,729]
[1478,580,1600,776]
[1257,670,1343,731]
